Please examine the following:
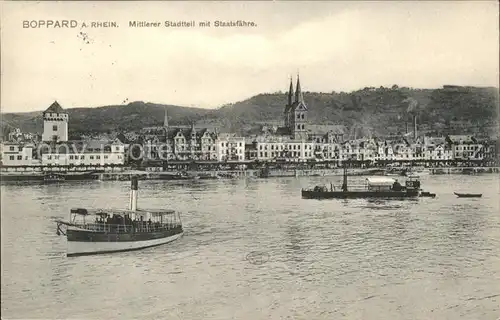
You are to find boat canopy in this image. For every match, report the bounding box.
[365,177,396,186]
[69,208,176,216]
[70,208,89,215]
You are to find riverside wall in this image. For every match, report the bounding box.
[1,165,498,182]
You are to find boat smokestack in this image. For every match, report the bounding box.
[130,176,138,211]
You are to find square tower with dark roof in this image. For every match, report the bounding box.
[42,101,68,142]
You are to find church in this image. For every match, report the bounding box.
[283,75,309,140]
[270,75,344,144]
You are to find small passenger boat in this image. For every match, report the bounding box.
[454,192,482,198]
[55,176,184,256]
[302,166,422,200]
[161,171,199,181]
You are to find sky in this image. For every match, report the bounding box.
[1,1,498,113]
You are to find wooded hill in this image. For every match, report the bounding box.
[2,85,498,139]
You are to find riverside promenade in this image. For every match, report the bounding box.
[1,161,499,182]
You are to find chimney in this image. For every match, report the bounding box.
[163,107,169,127]
[129,176,138,211]
[413,115,417,139]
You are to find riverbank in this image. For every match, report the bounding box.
[1,166,499,183]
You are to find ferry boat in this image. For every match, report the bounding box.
[384,166,430,177]
[55,176,183,256]
[302,166,423,200]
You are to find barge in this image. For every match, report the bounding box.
[302,167,425,200]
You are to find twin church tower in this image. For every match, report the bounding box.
[284,75,308,140]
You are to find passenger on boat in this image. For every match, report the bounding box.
[313,186,328,192]
[341,182,348,192]
[392,180,403,191]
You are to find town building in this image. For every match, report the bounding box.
[170,125,218,161]
[39,139,125,166]
[216,134,245,161]
[7,128,36,143]
[250,135,316,162]
[423,136,453,161]
[142,125,218,161]
[446,135,484,161]
[0,142,36,166]
[141,106,220,161]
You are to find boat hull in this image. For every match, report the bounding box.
[66,227,183,257]
[301,190,420,199]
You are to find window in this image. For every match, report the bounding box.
[301,114,305,119]
[104,155,108,159]
[9,156,14,160]
[96,155,100,159]
[90,156,94,160]
[9,146,14,151]
[80,156,84,159]
[53,125,57,131]
[17,155,22,160]
[69,155,73,160]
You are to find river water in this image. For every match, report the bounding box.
[1,174,499,320]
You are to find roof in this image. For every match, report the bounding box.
[425,136,446,145]
[447,135,477,144]
[284,100,308,114]
[365,177,396,186]
[275,127,291,136]
[43,101,64,114]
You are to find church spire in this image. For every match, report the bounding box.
[163,106,168,127]
[288,76,294,106]
[295,73,303,103]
